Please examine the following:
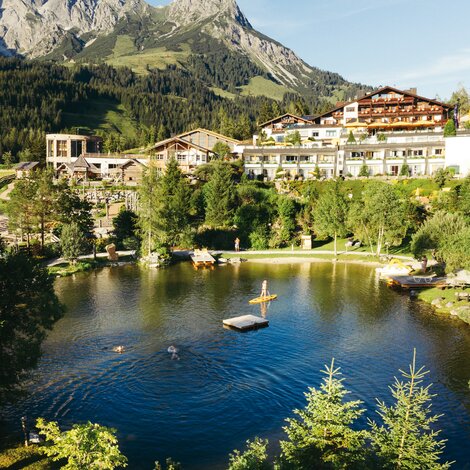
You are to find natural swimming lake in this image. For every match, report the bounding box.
[1,262,470,469]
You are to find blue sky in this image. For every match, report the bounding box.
[150,0,470,99]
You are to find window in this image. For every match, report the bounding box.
[312,132,319,137]
[435,149,443,155]
[177,154,187,161]
[345,106,355,112]
[326,130,336,137]
[71,140,82,158]
[56,140,68,158]
[285,156,297,162]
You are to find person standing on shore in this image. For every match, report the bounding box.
[234,237,240,252]
[421,255,428,272]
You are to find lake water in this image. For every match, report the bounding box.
[1,262,470,469]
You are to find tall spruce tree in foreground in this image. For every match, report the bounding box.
[280,359,367,469]
[369,350,452,469]
[204,161,236,228]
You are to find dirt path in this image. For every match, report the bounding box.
[0,182,15,201]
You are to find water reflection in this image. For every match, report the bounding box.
[1,262,470,469]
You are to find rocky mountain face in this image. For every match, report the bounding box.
[0,0,149,58]
[0,0,362,98]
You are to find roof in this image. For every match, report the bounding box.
[149,136,215,154]
[259,113,313,128]
[314,86,452,121]
[118,159,148,169]
[57,156,100,174]
[176,128,241,144]
[15,161,40,171]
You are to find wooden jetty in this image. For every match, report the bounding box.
[223,315,269,331]
[191,249,216,269]
[386,275,447,289]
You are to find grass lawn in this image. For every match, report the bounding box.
[0,444,54,469]
[0,169,14,178]
[239,76,292,101]
[107,45,191,75]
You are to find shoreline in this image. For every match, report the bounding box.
[244,256,383,267]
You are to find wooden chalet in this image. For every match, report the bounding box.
[313,86,452,131]
[259,113,313,134]
[15,161,41,178]
[56,155,100,181]
[116,159,147,184]
[148,137,216,173]
[176,128,241,153]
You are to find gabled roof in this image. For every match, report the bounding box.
[118,159,148,169]
[149,136,215,154]
[15,161,40,171]
[314,86,452,121]
[57,156,100,174]
[177,128,241,144]
[259,113,313,128]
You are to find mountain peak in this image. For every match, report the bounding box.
[168,0,251,28]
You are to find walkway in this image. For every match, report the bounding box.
[220,250,415,261]
[46,250,136,267]
[0,182,15,201]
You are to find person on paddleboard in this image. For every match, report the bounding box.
[261,279,269,298]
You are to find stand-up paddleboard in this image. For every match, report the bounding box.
[249,294,278,304]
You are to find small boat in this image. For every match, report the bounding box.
[376,259,413,278]
[249,294,278,304]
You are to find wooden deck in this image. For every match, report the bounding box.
[223,315,269,332]
[191,249,216,268]
[386,275,447,289]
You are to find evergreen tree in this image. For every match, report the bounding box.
[270,196,297,248]
[399,164,410,177]
[358,164,369,177]
[443,119,457,137]
[154,159,192,247]
[347,131,356,144]
[37,419,128,469]
[204,162,236,228]
[228,438,271,470]
[60,222,87,263]
[0,253,63,399]
[369,350,452,470]
[313,184,349,256]
[280,359,367,469]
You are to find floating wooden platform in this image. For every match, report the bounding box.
[386,275,447,289]
[191,249,216,268]
[223,315,269,331]
[249,294,278,304]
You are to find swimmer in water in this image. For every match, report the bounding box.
[168,345,180,360]
[113,346,125,354]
